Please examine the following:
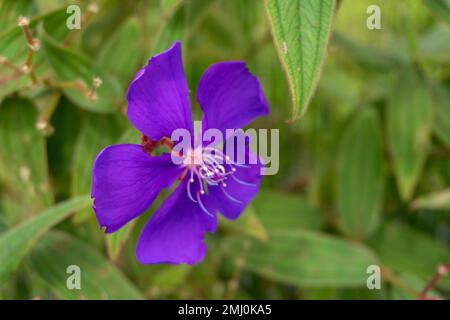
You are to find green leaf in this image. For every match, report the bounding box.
[253,190,324,231]
[46,97,82,197]
[106,220,137,261]
[71,114,122,223]
[336,108,383,239]
[0,0,36,32]
[220,205,268,241]
[424,0,450,24]
[29,231,144,299]
[224,230,378,287]
[411,189,450,210]
[98,18,142,88]
[430,83,450,148]
[0,195,91,283]
[160,0,184,15]
[151,265,191,291]
[370,222,450,290]
[152,3,187,54]
[264,0,335,120]
[419,25,450,63]
[41,34,123,113]
[387,69,432,201]
[332,32,403,71]
[0,97,53,223]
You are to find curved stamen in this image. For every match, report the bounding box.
[184,146,251,210]
[220,186,243,204]
[231,174,257,187]
[187,170,197,203]
[196,192,214,217]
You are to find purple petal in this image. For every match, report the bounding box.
[127,41,193,140]
[197,62,269,134]
[207,157,262,220]
[92,144,184,233]
[136,177,217,265]
[206,135,263,220]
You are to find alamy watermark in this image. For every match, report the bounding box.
[170,121,279,176]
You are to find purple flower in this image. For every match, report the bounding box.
[91,41,269,265]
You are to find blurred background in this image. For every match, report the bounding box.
[0,0,449,300]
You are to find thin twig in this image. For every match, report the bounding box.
[418,262,450,300]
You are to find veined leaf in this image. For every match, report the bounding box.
[424,0,450,24]
[151,265,191,291]
[152,2,187,54]
[253,190,324,231]
[264,0,335,120]
[0,97,53,223]
[98,18,142,88]
[161,0,184,16]
[41,34,123,113]
[419,25,450,64]
[0,195,91,283]
[29,231,143,299]
[387,69,432,201]
[224,230,378,287]
[219,205,268,241]
[106,220,137,261]
[430,83,450,148]
[370,222,450,290]
[411,189,450,210]
[0,0,36,32]
[332,32,403,71]
[336,108,383,239]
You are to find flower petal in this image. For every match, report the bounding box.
[207,158,262,220]
[126,41,193,140]
[92,144,183,233]
[206,135,263,220]
[136,177,217,265]
[197,62,269,134]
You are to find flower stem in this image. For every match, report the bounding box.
[17,16,40,85]
[418,262,450,300]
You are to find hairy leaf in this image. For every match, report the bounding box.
[264,0,335,120]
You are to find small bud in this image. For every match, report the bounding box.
[92,77,102,87]
[20,64,30,74]
[17,16,30,27]
[89,94,97,102]
[36,119,54,136]
[437,264,449,276]
[28,39,40,51]
[88,3,99,14]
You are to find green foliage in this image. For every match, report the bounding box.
[29,231,143,299]
[411,189,450,210]
[387,68,433,201]
[225,230,377,287]
[0,97,53,222]
[0,195,91,283]
[336,108,383,239]
[42,34,123,113]
[0,0,449,300]
[264,0,335,120]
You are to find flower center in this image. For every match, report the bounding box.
[182,147,245,216]
[184,147,235,186]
